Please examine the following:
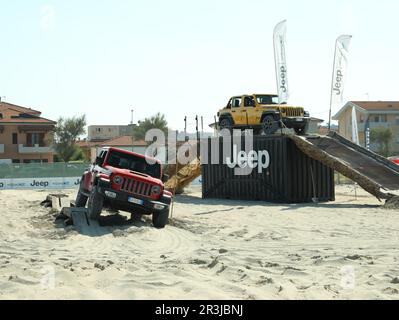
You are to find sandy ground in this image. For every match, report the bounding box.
[0,185,399,300]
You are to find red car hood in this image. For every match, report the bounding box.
[105,166,162,185]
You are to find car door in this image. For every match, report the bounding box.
[231,96,245,125]
[243,95,258,125]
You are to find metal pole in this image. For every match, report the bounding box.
[201,116,204,137]
[184,116,187,141]
[195,115,200,157]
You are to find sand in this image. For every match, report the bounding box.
[0,185,399,300]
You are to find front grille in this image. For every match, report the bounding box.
[280,107,303,117]
[121,178,152,197]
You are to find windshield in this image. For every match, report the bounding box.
[255,95,279,105]
[106,150,161,179]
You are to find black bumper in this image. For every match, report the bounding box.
[282,117,310,128]
[97,182,171,215]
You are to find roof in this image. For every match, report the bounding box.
[100,136,147,147]
[0,101,41,115]
[76,140,102,148]
[351,101,399,111]
[333,101,399,119]
[0,117,56,124]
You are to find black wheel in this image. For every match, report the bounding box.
[75,179,88,207]
[219,117,232,131]
[152,208,170,229]
[87,186,104,220]
[261,115,279,135]
[294,122,309,136]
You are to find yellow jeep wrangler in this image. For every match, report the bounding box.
[217,94,310,135]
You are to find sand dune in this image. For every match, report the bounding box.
[0,185,399,300]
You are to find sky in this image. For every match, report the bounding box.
[1,0,398,132]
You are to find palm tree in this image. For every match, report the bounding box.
[133,113,168,141]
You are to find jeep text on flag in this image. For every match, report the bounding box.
[329,34,352,126]
[273,20,289,104]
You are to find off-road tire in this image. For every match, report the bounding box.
[294,122,309,136]
[87,186,104,220]
[152,208,170,229]
[261,115,279,135]
[75,179,88,207]
[219,117,233,132]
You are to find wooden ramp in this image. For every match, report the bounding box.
[60,207,101,234]
[289,132,399,201]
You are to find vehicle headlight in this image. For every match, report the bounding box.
[113,175,124,185]
[151,185,161,195]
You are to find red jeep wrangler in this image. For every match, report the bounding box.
[75,147,172,229]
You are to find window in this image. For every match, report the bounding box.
[396,117,399,125]
[12,159,20,164]
[12,133,18,145]
[106,150,161,178]
[23,159,44,164]
[0,113,3,119]
[373,114,387,123]
[26,133,45,147]
[226,99,232,109]
[232,97,242,108]
[244,96,255,107]
[255,95,279,105]
[359,114,365,123]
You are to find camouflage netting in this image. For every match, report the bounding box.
[383,196,399,210]
[289,135,395,202]
[163,142,201,194]
[164,158,201,194]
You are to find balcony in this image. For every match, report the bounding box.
[0,144,4,153]
[358,122,391,131]
[18,144,53,154]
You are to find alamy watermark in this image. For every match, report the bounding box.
[144,129,270,176]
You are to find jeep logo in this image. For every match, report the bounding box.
[333,69,343,95]
[280,66,287,93]
[31,180,49,188]
[226,145,270,173]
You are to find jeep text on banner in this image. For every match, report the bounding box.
[0,177,81,190]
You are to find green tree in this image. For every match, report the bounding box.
[53,115,87,162]
[133,112,168,141]
[370,127,393,157]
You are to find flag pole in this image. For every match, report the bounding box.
[328,37,339,132]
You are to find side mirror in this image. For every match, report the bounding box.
[162,174,169,183]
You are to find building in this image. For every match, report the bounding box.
[77,136,150,163]
[308,117,324,134]
[0,100,56,163]
[333,101,399,153]
[87,125,136,142]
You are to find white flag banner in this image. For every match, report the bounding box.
[331,35,352,107]
[273,20,288,104]
[351,106,360,145]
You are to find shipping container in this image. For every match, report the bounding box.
[201,135,335,203]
